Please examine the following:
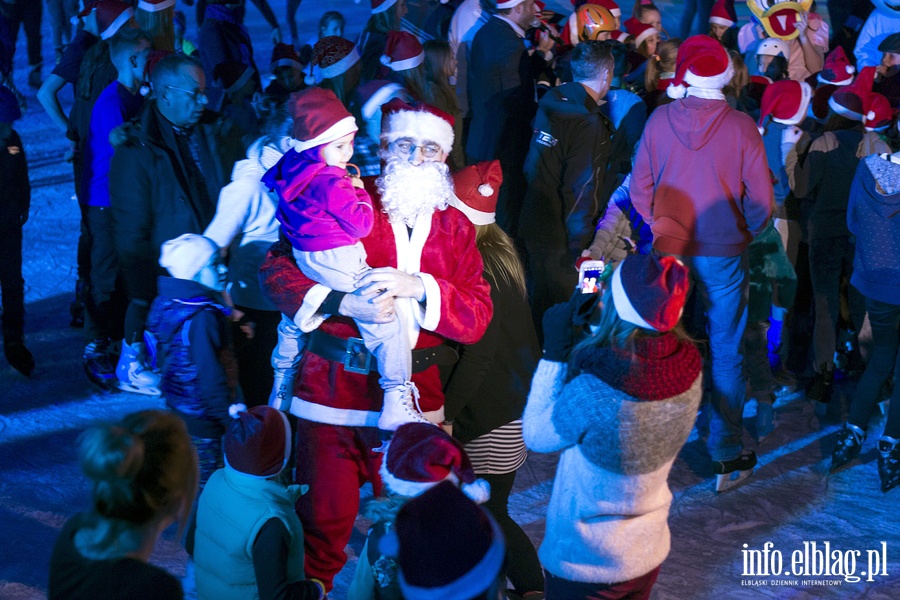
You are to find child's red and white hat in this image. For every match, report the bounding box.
[709,0,737,28]
[271,43,303,72]
[77,1,134,40]
[817,46,855,87]
[758,79,813,133]
[137,0,174,12]
[863,92,893,132]
[450,161,502,226]
[829,66,876,121]
[289,87,358,152]
[667,34,734,100]
[311,36,360,82]
[380,31,425,72]
[623,17,658,49]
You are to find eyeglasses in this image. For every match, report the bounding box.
[392,140,442,159]
[166,85,209,104]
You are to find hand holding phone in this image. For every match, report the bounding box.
[578,260,605,295]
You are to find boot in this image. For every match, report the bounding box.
[877,436,900,493]
[829,423,865,473]
[712,450,757,493]
[4,340,34,377]
[83,339,118,391]
[378,382,433,432]
[808,363,834,417]
[755,395,776,442]
[116,341,161,396]
[268,368,297,412]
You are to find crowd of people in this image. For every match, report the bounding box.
[0,0,898,598]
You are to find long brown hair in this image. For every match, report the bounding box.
[399,64,427,101]
[423,39,458,113]
[723,50,749,99]
[475,223,527,299]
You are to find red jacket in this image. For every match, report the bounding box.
[631,96,773,257]
[260,182,493,426]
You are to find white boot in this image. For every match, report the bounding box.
[378,382,434,431]
[116,342,161,396]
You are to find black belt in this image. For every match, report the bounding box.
[306,329,459,375]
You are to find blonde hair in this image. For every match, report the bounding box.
[644,38,679,93]
[75,410,198,559]
[475,223,527,299]
[136,7,175,53]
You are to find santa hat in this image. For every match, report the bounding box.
[309,36,360,85]
[136,0,174,12]
[214,60,255,95]
[863,92,893,132]
[709,0,737,27]
[382,98,455,153]
[270,43,303,72]
[667,34,734,100]
[139,49,172,96]
[610,29,631,43]
[380,31,424,72]
[288,87,358,152]
[611,254,689,332]
[358,80,405,121]
[380,482,505,600]
[758,80,812,133]
[77,1,134,40]
[224,406,295,479]
[829,66,876,121]
[379,423,491,503]
[623,17,658,49]
[817,46,854,86]
[496,0,528,8]
[811,83,837,121]
[450,161,501,226]
[0,86,21,123]
[371,0,399,14]
[591,0,621,18]
[158,233,218,280]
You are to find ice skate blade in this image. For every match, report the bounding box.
[715,468,754,493]
[117,381,161,396]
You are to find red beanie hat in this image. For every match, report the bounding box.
[382,98,455,153]
[380,423,491,503]
[709,0,737,27]
[758,80,812,133]
[667,34,734,100]
[288,87,358,152]
[623,17,658,49]
[310,36,360,83]
[380,31,425,72]
[829,66,876,121]
[450,161,502,226]
[863,92,893,132]
[371,0,399,14]
[78,0,134,40]
[270,43,303,72]
[137,0,175,11]
[817,46,855,87]
[224,406,294,478]
[611,254,690,332]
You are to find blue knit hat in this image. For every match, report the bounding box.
[0,86,21,123]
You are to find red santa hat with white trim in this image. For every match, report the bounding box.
[610,29,631,43]
[623,17,658,49]
[757,80,812,134]
[77,0,134,40]
[288,87,358,152]
[862,92,893,132]
[136,0,175,12]
[225,406,297,480]
[709,0,737,28]
[666,34,735,100]
[817,46,855,87]
[381,98,455,154]
[829,66,876,121]
[308,36,360,85]
[571,0,621,17]
[496,0,528,8]
[270,43,303,73]
[371,0,400,14]
[450,161,502,226]
[379,423,490,503]
[611,254,690,332]
[380,31,425,72]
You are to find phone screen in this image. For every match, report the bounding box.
[580,269,602,294]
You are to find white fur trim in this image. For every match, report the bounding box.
[292,283,331,333]
[320,47,361,79]
[462,479,491,504]
[414,272,442,332]
[828,95,863,121]
[567,12,580,46]
[448,195,495,225]
[272,58,303,72]
[496,0,527,8]
[100,7,134,40]
[383,52,425,72]
[384,109,454,153]
[633,26,658,49]
[228,403,248,418]
[137,0,174,11]
[709,16,734,27]
[379,451,459,497]
[611,265,655,330]
[289,397,381,427]
[361,83,403,121]
[772,82,812,126]
[372,0,399,14]
[866,110,877,122]
[682,55,734,90]
[225,66,255,94]
[666,83,688,99]
[391,214,433,348]
[290,116,358,152]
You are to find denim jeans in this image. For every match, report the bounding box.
[849,297,900,439]
[677,254,749,462]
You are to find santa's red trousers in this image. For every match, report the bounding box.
[294,418,384,590]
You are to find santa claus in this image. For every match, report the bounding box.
[259,99,493,589]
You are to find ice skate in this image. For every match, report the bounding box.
[755,398,775,443]
[829,423,865,473]
[83,339,118,391]
[375,382,434,452]
[116,342,161,396]
[268,369,297,412]
[877,436,900,493]
[713,450,757,493]
[4,340,34,377]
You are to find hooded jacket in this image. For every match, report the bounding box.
[632,96,773,257]
[848,154,900,305]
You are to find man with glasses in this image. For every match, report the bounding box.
[109,54,230,395]
[260,99,493,591]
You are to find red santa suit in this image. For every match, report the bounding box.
[260,182,493,587]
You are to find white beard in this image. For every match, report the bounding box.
[377,157,454,227]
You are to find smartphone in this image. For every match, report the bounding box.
[578,260,605,294]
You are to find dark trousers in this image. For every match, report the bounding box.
[120,257,158,346]
[4,0,42,68]
[545,566,661,600]
[45,0,77,54]
[0,225,25,343]
[527,248,576,344]
[84,205,126,343]
[849,297,900,439]
[481,471,545,594]
[232,306,280,407]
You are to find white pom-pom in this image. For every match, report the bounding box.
[847,65,855,74]
[866,110,876,122]
[666,83,687,100]
[477,183,494,197]
[229,403,247,418]
[462,479,491,504]
[304,73,316,86]
[140,84,151,97]
[380,55,392,67]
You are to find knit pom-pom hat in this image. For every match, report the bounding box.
[611,254,690,332]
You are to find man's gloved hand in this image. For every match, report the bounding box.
[542,302,576,362]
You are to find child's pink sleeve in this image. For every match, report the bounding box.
[326,177,375,239]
